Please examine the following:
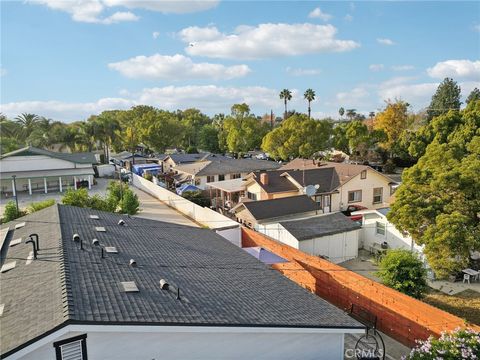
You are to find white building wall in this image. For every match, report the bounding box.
[216,227,242,247]
[12,325,354,360]
[257,223,299,249]
[0,155,90,172]
[298,230,359,264]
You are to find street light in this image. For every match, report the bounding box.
[12,175,19,213]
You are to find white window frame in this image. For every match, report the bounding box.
[375,221,386,236]
[348,190,362,203]
[373,187,383,204]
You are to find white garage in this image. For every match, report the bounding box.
[257,212,361,263]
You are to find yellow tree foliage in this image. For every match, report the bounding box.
[374,100,412,154]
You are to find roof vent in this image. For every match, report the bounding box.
[92,238,100,246]
[89,215,100,219]
[0,304,4,316]
[1,261,16,273]
[121,281,139,292]
[15,222,26,229]
[9,238,22,247]
[118,219,125,226]
[105,246,118,253]
[159,279,169,290]
[95,227,106,232]
[25,237,38,260]
[73,234,80,242]
[129,259,137,267]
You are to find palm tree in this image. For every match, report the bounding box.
[346,109,357,121]
[279,89,292,120]
[369,111,375,119]
[14,113,40,143]
[338,107,345,119]
[304,89,316,119]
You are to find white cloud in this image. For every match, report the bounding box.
[391,65,415,71]
[108,54,251,80]
[344,14,353,22]
[0,85,280,121]
[377,38,395,46]
[308,7,332,21]
[285,67,321,76]
[369,64,384,72]
[152,31,160,39]
[179,23,360,59]
[30,0,217,24]
[427,59,480,81]
[474,24,480,32]
[336,87,369,102]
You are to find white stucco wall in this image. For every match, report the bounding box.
[216,227,242,247]
[0,155,90,172]
[10,325,357,360]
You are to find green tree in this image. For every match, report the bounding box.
[331,123,349,154]
[139,109,184,152]
[346,109,357,121]
[14,113,40,142]
[62,188,90,207]
[338,107,345,119]
[279,89,292,120]
[119,189,140,215]
[198,124,220,153]
[182,190,210,207]
[304,88,316,119]
[177,108,210,148]
[376,249,427,299]
[2,201,25,223]
[466,87,480,104]
[388,101,480,278]
[426,77,461,121]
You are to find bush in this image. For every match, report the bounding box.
[61,188,90,207]
[383,159,396,174]
[182,190,210,207]
[2,200,26,223]
[376,249,427,299]
[404,328,480,359]
[144,172,153,181]
[119,189,140,215]
[28,199,55,213]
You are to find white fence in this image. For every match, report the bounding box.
[131,173,239,230]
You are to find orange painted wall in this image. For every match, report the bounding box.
[242,228,479,348]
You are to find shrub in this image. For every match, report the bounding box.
[119,189,140,215]
[144,172,153,181]
[62,188,90,207]
[2,200,26,223]
[376,249,427,299]
[182,190,210,207]
[403,328,480,359]
[28,199,55,213]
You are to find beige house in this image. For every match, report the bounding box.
[243,161,397,213]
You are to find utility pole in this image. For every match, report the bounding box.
[270,109,274,129]
[12,175,19,213]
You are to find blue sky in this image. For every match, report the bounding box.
[1,0,479,122]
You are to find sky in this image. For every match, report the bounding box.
[1,0,479,122]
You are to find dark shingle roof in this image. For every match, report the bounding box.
[0,205,362,356]
[176,158,280,176]
[239,196,318,221]
[0,146,96,164]
[280,213,361,241]
[165,153,223,164]
[250,170,299,193]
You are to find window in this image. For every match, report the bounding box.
[247,192,258,200]
[373,187,383,204]
[54,334,88,360]
[360,170,367,179]
[230,173,241,179]
[348,190,362,203]
[218,174,225,181]
[206,175,215,183]
[376,221,386,236]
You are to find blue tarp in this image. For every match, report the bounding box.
[176,184,201,195]
[132,163,161,176]
[243,247,288,265]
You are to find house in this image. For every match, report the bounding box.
[173,157,280,190]
[244,161,397,213]
[0,205,364,359]
[161,153,223,172]
[257,213,361,264]
[109,151,152,170]
[351,208,423,255]
[231,195,319,228]
[0,146,96,195]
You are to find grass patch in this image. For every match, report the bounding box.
[423,289,480,325]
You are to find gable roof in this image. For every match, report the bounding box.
[176,158,281,176]
[279,213,361,241]
[0,146,96,164]
[0,205,362,356]
[164,153,221,164]
[234,195,318,221]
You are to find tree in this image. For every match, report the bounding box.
[388,101,480,278]
[119,189,140,215]
[2,201,25,223]
[182,190,210,207]
[345,109,357,121]
[369,111,375,119]
[198,124,220,153]
[338,107,345,119]
[466,87,480,104]
[262,114,332,160]
[304,89,316,119]
[279,89,292,120]
[62,188,90,207]
[139,109,183,152]
[376,249,427,299]
[374,100,412,157]
[14,113,40,142]
[426,77,461,121]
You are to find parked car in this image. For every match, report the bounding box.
[342,205,367,222]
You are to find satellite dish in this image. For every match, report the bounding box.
[304,185,316,197]
[314,184,320,190]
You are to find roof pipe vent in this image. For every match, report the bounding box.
[129,259,137,267]
[176,287,181,300]
[92,238,100,246]
[159,279,169,290]
[118,219,125,226]
[25,237,38,260]
[29,233,40,251]
[73,233,83,250]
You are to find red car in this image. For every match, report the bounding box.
[342,205,367,222]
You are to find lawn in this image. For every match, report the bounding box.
[423,289,480,325]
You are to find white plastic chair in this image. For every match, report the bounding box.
[463,273,471,284]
